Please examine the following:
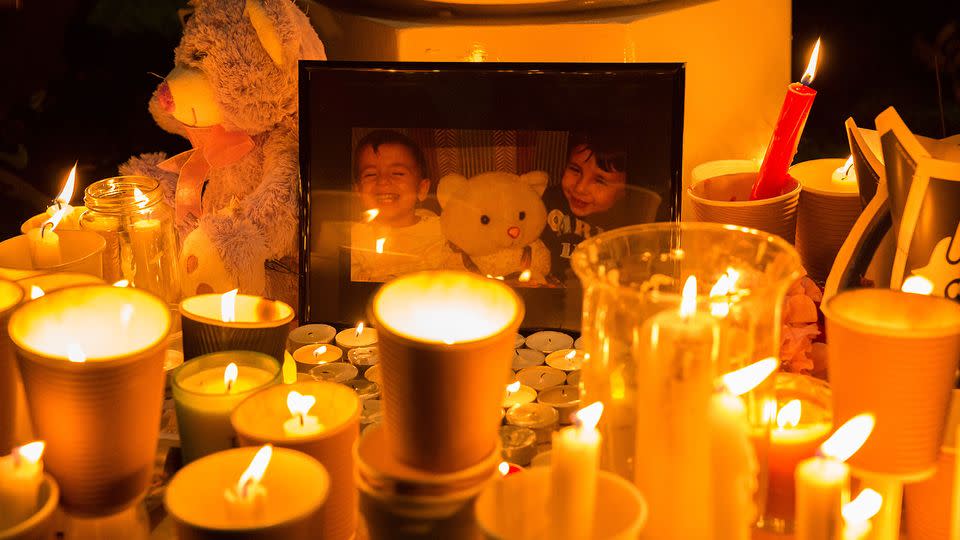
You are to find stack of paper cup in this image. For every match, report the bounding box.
[823,289,960,478]
[790,159,863,282]
[688,160,801,243]
[904,389,960,540]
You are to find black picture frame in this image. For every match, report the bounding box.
[299,61,684,330]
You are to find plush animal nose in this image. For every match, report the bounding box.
[157,82,175,113]
[507,226,521,239]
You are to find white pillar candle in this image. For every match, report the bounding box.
[550,402,603,540]
[0,441,45,529]
[25,209,65,268]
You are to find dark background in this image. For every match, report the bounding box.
[1,0,958,237]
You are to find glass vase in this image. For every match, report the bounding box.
[571,222,803,536]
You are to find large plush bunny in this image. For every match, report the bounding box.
[121,0,324,305]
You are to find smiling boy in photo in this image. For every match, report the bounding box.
[350,129,443,282]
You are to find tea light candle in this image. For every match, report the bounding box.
[796,414,876,540]
[346,379,380,401]
[292,344,343,373]
[573,336,583,349]
[566,370,580,388]
[512,348,545,370]
[503,382,537,408]
[505,403,559,443]
[364,363,382,385]
[0,280,25,455]
[538,385,580,424]
[361,400,384,432]
[231,381,360,540]
[180,290,295,361]
[550,402,603,540]
[513,334,525,349]
[309,362,358,384]
[8,285,170,514]
[525,331,573,353]
[500,425,537,466]
[165,445,329,540]
[516,366,566,392]
[335,322,378,350]
[171,351,280,463]
[0,441,44,529]
[545,349,588,372]
[287,323,336,352]
[347,346,379,374]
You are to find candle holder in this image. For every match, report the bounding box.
[171,351,281,463]
[165,447,329,540]
[0,474,59,540]
[231,381,360,540]
[904,389,960,540]
[370,270,523,473]
[180,292,294,361]
[9,285,170,515]
[0,280,24,455]
[80,176,181,304]
[571,222,803,538]
[790,158,863,283]
[474,467,647,540]
[0,230,105,279]
[688,160,801,243]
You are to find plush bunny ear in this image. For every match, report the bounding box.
[520,171,549,197]
[437,174,469,209]
[244,0,284,67]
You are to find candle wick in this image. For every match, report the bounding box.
[299,413,304,427]
[55,200,63,210]
[239,477,253,500]
[41,222,54,239]
[226,380,233,393]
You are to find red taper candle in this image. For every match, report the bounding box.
[751,39,822,201]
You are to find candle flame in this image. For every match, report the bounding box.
[286,390,317,420]
[133,187,149,208]
[355,322,364,337]
[565,350,577,360]
[42,206,68,236]
[67,343,86,363]
[776,399,802,429]
[679,276,697,317]
[236,444,272,500]
[55,163,78,205]
[498,461,510,476]
[30,286,44,300]
[375,237,385,254]
[518,269,532,283]
[16,441,45,464]
[800,38,821,86]
[312,345,328,358]
[113,280,129,287]
[820,413,875,462]
[363,208,380,222]
[575,401,604,431]
[833,156,855,182]
[709,268,740,317]
[224,362,238,392]
[901,275,934,296]
[842,488,883,523]
[720,357,778,396]
[221,289,238,323]
[506,381,521,393]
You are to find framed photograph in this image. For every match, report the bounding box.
[299,61,684,329]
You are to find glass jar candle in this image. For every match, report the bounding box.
[81,176,181,304]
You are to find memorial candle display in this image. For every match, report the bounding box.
[550,401,603,540]
[180,288,295,361]
[0,441,44,529]
[751,38,821,200]
[795,413,875,540]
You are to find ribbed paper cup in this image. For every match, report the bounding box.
[688,160,800,243]
[0,280,24,455]
[904,389,960,540]
[370,271,523,473]
[232,381,360,540]
[0,231,105,278]
[824,289,960,478]
[9,285,170,515]
[180,293,294,361]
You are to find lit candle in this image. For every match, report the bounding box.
[502,381,536,408]
[292,344,344,373]
[550,401,603,540]
[635,275,718,539]
[796,414,876,540]
[0,441,44,529]
[751,38,821,200]
[545,348,588,372]
[842,488,882,540]
[831,156,858,187]
[283,391,322,437]
[165,445,329,539]
[334,322,378,350]
[712,358,778,540]
[128,187,163,291]
[516,365,566,391]
[25,207,66,268]
[21,163,86,233]
[171,351,281,463]
[180,290,295,361]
